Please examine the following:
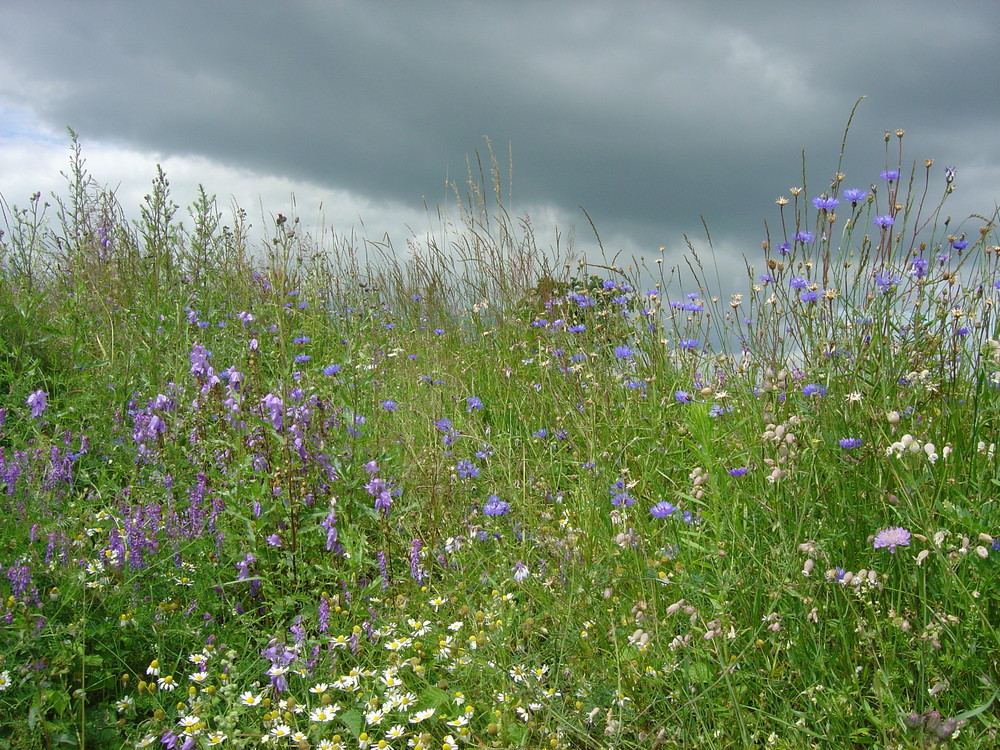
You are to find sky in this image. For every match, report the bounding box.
[1,0,998,294]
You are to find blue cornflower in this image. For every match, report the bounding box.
[456,459,480,479]
[614,345,635,360]
[294,354,311,363]
[801,384,827,397]
[838,438,863,450]
[293,335,310,344]
[650,501,676,518]
[483,495,510,516]
[794,231,814,244]
[727,467,749,477]
[382,400,398,412]
[466,396,483,412]
[874,215,895,227]
[875,271,899,293]
[799,289,821,303]
[812,196,839,211]
[843,188,867,203]
[323,364,340,376]
[952,239,969,251]
[674,390,692,403]
[776,242,791,255]
[568,324,586,333]
[532,428,548,438]
[679,338,699,350]
[881,169,900,182]
[789,275,809,290]
[910,258,929,278]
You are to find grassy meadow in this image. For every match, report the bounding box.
[0,128,998,748]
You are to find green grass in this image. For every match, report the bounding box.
[0,127,998,749]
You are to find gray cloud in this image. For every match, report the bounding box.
[1,0,998,287]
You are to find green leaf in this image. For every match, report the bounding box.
[339,709,363,738]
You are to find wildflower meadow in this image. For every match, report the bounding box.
[0,123,998,748]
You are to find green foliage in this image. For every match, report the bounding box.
[0,128,998,748]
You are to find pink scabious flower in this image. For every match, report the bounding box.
[873,526,911,553]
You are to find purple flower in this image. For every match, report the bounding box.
[456,459,480,479]
[875,271,899,293]
[789,275,809,290]
[674,390,692,403]
[776,242,791,255]
[381,400,398,412]
[951,239,969,251]
[483,495,510,516]
[266,534,282,548]
[881,169,900,182]
[839,438,863,450]
[799,289,821,303]
[874,215,895,227]
[801,384,827,397]
[873,526,911,553]
[727,467,749,477]
[812,196,839,211]
[613,345,635,360]
[466,396,483,412]
[650,501,676,518]
[323,364,341,376]
[794,231,814,244]
[910,257,929,278]
[843,188,867,203]
[26,390,48,419]
[679,338,699,350]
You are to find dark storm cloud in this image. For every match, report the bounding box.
[1,0,998,280]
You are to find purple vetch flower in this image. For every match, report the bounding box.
[317,596,330,633]
[409,539,425,583]
[650,501,676,518]
[377,551,389,589]
[262,393,284,431]
[236,553,256,580]
[839,437,863,450]
[874,526,911,553]
[26,390,48,419]
[483,495,510,516]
